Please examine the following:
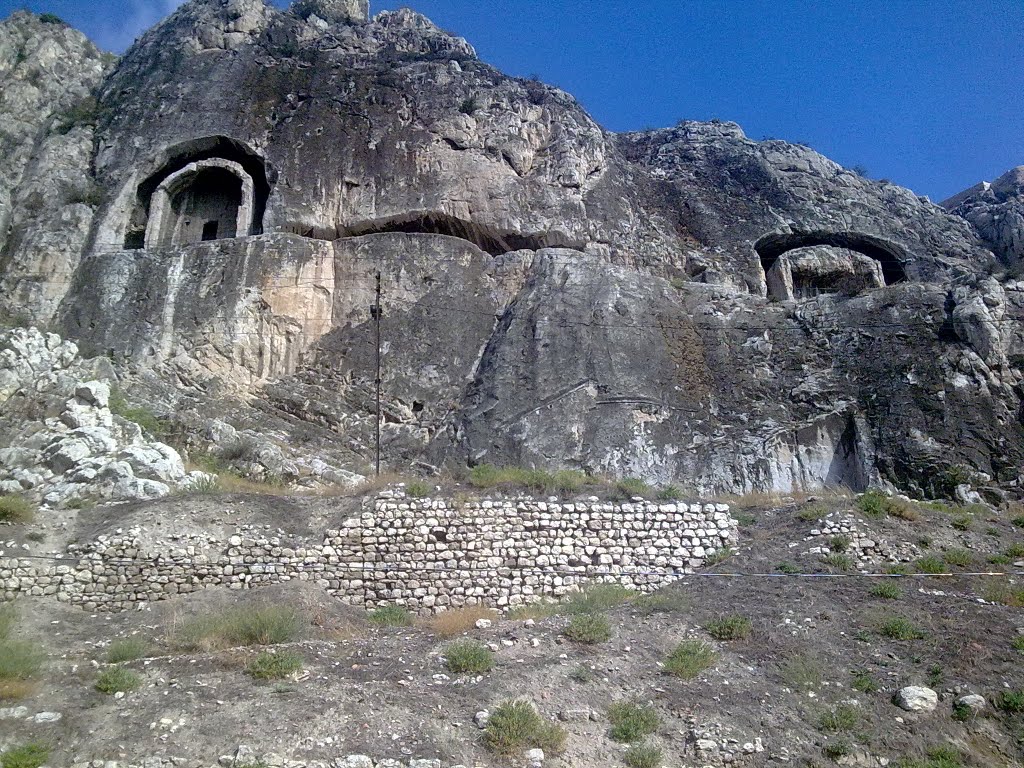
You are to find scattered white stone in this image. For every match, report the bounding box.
[894,686,938,712]
[955,693,986,714]
[474,618,492,629]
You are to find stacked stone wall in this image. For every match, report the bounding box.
[0,494,736,612]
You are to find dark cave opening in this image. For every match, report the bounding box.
[755,230,909,287]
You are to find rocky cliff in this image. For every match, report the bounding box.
[0,0,1022,501]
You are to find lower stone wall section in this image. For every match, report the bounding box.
[0,494,736,612]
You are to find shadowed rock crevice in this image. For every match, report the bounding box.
[340,211,582,256]
[755,230,909,287]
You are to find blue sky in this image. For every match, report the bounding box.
[2,0,1022,202]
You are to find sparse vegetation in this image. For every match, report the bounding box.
[995,690,1024,713]
[56,94,99,134]
[38,12,64,24]
[0,606,44,701]
[95,667,141,694]
[950,513,973,531]
[664,640,717,679]
[483,700,566,757]
[568,665,595,683]
[0,495,35,523]
[564,613,612,644]
[632,591,687,615]
[458,95,478,114]
[368,605,414,627]
[614,477,651,499]
[245,651,303,680]
[1011,635,1024,652]
[624,742,663,768]
[914,555,946,574]
[404,480,433,498]
[857,490,919,520]
[869,581,902,599]
[563,583,636,614]
[776,562,800,574]
[444,640,494,674]
[607,700,660,743]
[823,740,852,760]
[895,745,964,768]
[106,638,148,663]
[879,616,925,640]
[822,553,853,571]
[829,534,850,552]
[656,484,683,500]
[108,388,169,437]
[424,605,498,636]
[1005,542,1024,558]
[984,581,1024,607]
[851,668,880,693]
[0,743,50,768]
[797,505,826,522]
[817,703,860,733]
[704,548,733,566]
[174,605,304,650]
[705,615,752,641]
[942,548,973,567]
[779,653,824,691]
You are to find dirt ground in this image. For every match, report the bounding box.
[3,492,1024,768]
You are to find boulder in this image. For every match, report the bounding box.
[894,686,938,712]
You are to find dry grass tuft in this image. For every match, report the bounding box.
[422,605,499,637]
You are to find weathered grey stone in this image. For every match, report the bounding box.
[894,686,938,712]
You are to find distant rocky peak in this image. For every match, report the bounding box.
[290,0,369,25]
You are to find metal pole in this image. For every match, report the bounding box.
[374,270,382,476]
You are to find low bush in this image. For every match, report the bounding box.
[829,535,851,553]
[632,591,687,615]
[38,12,63,23]
[624,743,662,768]
[995,690,1024,713]
[664,640,717,679]
[108,388,169,438]
[614,477,651,499]
[466,464,592,497]
[483,700,566,757]
[869,581,902,599]
[984,582,1024,607]
[0,495,35,523]
[895,745,964,768]
[656,484,683,501]
[879,616,925,640]
[705,615,752,641]
[95,667,141,694]
[174,605,304,650]
[245,651,303,680]
[1012,515,1024,528]
[564,613,612,644]
[797,506,826,522]
[1005,542,1024,558]
[818,703,860,733]
[776,562,800,574]
[0,743,50,768]
[106,638,148,663]
[823,740,852,760]
[1011,635,1024,652]
[444,640,494,674]
[607,700,660,743]
[823,553,853,571]
[857,490,919,520]
[568,665,595,683]
[704,548,733,566]
[404,480,433,498]
[368,605,414,627]
[0,639,44,700]
[950,514,973,531]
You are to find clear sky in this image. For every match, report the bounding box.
[2,0,1022,202]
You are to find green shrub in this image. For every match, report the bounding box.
[818,703,860,733]
[551,470,588,496]
[458,95,478,114]
[444,640,493,674]
[705,615,752,641]
[829,535,851,553]
[0,603,15,639]
[879,616,925,640]
[984,582,1024,607]
[869,581,902,599]
[56,94,99,134]
[995,690,1024,713]
[368,605,413,627]
[776,562,800,574]
[468,463,503,488]
[607,700,660,743]
[885,563,910,575]
[106,638,148,663]
[174,605,304,650]
[0,743,50,768]
[950,514,973,531]
[823,740,852,760]
[951,700,974,722]
[1012,515,1024,528]
[0,495,35,523]
[656,484,683,501]
[0,638,44,700]
[988,554,1012,565]
[1005,542,1024,558]
[404,480,433,498]
[779,653,824,691]
[914,555,946,574]
[664,640,717,679]
[615,477,651,499]
[483,700,566,757]
[1012,635,1024,652]
[851,668,879,693]
[704,548,733,566]
[895,745,964,768]
[108,388,169,437]
[564,582,636,614]
[95,667,141,694]
[38,12,63,24]
[245,651,303,680]
[568,665,594,683]
[942,548,973,567]
[797,506,826,522]
[624,743,662,768]
[564,613,612,644]
[823,553,853,571]
[857,490,919,520]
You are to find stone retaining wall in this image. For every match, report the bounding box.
[0,493,736,612]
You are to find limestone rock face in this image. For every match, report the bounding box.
[943,166,1024,268]
[0,5,1022,497]
[0,12,109,324]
